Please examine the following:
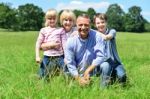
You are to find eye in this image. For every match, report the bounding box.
[65,19,72,22]
[78,24,83,26]
[96,22,100,24]
[47,17,56,20]
[84,24,89,27]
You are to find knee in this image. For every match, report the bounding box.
[118,74,127,83]
[101,62,110,71]
[116,65,126,76]
[116,65,127,83]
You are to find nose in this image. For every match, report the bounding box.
[67,20,71,24]
[51,19,55,22]
[81,24,86,29]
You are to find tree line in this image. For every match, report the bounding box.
[0,3,150,32]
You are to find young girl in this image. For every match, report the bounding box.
[94,13,127,85]
[35,9,66,79]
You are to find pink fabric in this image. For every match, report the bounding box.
[36,27,67,56]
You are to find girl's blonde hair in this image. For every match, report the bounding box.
[44,9,58,27]
[60,9,76,26]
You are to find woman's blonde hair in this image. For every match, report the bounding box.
[60,9,76,26]
[44,9,58,27]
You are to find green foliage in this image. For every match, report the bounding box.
[106,4,125,31]
[1,31,150,98]
[87,8,96,22]
[0,3,44,31]
[123,6,145,32]
[145,23,150,32]
[87,8,96,29]
[17,3,44,31]
[0,3,17,30]
[73,9,87,17]
[0,3,149,32]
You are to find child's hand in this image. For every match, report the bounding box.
[83,73,90,81]
[36,57,41,63]
[64,58,67,65]
[100,33,107,40]
[41,42,60,50]
[51,41,60,49]
[79,77,90,86]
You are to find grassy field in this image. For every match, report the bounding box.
[0,30,150,99]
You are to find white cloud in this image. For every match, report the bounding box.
[70,1,83,4]
[56,1,110,12]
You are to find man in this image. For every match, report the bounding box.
[65,14,111,87]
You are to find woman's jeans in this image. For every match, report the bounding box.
[39,55,64,78]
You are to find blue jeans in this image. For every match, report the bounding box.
[39,55,64,78]
[112,65,126,83]
[96,59,126,87]
[98,62,112,87]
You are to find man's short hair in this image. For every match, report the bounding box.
[77,14,91,22]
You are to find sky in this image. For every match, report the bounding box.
[0,0,150,22]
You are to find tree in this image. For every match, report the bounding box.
[87,8,96,22]
[0,3,17,29]
[124,6,145,32]
[17,3,44,31]
[87,8,96,29]
[73,9,86,17]
[106,4,125,31]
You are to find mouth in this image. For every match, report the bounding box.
[81,28,89,32]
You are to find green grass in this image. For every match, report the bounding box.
[0,31,150,99]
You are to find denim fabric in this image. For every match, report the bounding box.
[95,58,126,87]
[38,55,64,78]
[107,58,126,82]
[98,62,112,87]
[115,65,126,83]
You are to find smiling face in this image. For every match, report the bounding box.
[95,18,107,33]
[94,13,107,33]
[76,16,90,39]
[62,17,74,32]
[45,9,57,27]
[46,16,57,28]
[60,10,76,32]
